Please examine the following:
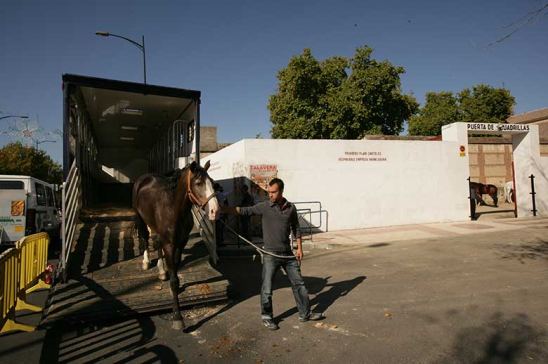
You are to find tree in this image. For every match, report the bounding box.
[268,46,418,139]
[408,92,460,136]
[408,84,515,136]
[0,142,62,184]
[458,84,515,124]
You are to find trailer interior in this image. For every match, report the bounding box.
[63,74,201,209]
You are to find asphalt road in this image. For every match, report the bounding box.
[1,218,547,363]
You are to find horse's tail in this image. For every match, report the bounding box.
[132,175,145,209]
[134,211,150,254]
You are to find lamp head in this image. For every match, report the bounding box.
[95,31,110,37]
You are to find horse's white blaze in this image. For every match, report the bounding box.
[204,179,220,220]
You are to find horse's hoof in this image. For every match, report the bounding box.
[159,273,168,281]
[172,320,185,330]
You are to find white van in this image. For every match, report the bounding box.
[0,175,61,244]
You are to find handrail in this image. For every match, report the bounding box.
[297,209,329,241]
[60,160,82,281]
[149,119,189,174]
[293,201,328,239]
[293,201,324,231]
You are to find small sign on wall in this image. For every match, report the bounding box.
[459,145,466,157]
[250,164,278,199]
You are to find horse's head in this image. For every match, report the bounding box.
[185,160,220,220]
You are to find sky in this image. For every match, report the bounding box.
[1,0,547,163]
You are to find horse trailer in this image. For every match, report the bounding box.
[60,74,203,274]
[44,75,227,324]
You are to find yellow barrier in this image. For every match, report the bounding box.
[0,232,50,334]
[16,232,51,311]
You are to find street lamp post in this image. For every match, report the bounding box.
[0,115,29,121]
[96,31,147,85]
[35,139,56,149]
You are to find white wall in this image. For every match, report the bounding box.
[203,138,470,231]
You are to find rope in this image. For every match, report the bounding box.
[194,207,296,259]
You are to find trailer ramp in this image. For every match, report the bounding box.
[41,209,228,326]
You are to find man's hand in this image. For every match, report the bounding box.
[295,247,303,262]
[221,206,239,215]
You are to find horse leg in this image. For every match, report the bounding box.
[143,250,151,271]
[163,243,184,330]
[136,214,151,270]
[157,246,168,281]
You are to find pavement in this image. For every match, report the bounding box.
[1,211,547,363]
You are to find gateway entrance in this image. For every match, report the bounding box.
[442,122,547,219]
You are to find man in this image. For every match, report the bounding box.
[227,178,323,330]
[214,183,228,246]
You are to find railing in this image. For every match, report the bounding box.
[60,160,81,281]
[149,119,192,175]
[0,233,50,334]
[293,201,329,241]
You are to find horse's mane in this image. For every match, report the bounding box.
[163,163,208,191]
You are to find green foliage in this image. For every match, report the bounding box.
[269,46,418,139]
[408,92,460,136]
[0,142,62,184]
[458,84,515,124]
[409,84,516,136]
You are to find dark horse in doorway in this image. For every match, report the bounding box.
[470,181,498,207]
[133,161,219,330]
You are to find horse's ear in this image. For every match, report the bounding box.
[204,160,211,171]
[189,161,197,172]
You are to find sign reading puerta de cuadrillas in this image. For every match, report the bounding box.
[467,123,530,133]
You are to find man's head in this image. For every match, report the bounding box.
[268,178,284,204]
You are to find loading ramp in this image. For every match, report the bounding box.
[42,209,228,326]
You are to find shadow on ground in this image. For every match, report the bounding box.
[184,255,366,332]
[40,276,177,363]
[438,312,547,363]
[495,239,548,263]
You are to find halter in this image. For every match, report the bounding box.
[186,168,217,209]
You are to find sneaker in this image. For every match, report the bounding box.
[262,319,279,330]
[299,312,324,322]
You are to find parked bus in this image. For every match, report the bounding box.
[0,175,60,245]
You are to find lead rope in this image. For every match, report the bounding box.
[193,206,296,259]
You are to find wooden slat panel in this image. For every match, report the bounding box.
[41,215,229,326]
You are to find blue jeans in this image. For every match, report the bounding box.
[261,254,310,320]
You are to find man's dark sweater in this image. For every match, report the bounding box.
[238,199,301,252]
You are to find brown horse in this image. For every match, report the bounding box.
[133,160,219,330]
[470,181,498,207]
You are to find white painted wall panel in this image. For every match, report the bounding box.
[203,138,470,231]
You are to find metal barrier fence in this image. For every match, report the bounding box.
[294,201,329,240]
[0,233,50,335]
